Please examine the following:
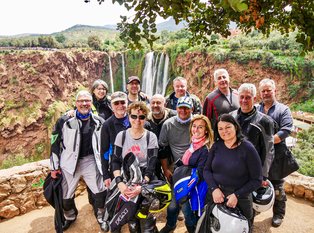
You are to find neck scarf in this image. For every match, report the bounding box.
[76,110,91,120]
[175,115,191,125]
[182,135,206,165]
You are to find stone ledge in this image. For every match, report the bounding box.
[0,160,313,220]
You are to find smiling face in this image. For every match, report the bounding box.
[111,100,127,118]
[217,121,237,142]
[127,80,140,95]
[259,83,276,105]
[129,108,146,130]
[191,119,207,139]
[150,95,165,115]
[177,106,192,121]
[215,72,230,92]
[173,80,187,98]
[76,94,92,115]
[239,90,255,113]
[93,84,107,100]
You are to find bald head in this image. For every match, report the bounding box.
[150,94,166,118]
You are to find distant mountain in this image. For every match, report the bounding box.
[156,18,187,32]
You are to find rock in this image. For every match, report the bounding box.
[0,182,11,201]
[0,204,20,219]
[293,184,305,198]
[284,182,293,194]
[10,175,27,193]
[304,189,314,202]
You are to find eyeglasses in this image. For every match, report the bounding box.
[130,114,146,120]
[96,88,106,91]
[217,75,227,80]
[113,101,126,106]
[76,99,92,104]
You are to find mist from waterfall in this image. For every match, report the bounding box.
[142,51,170,97]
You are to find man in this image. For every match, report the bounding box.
[165,76,202,115]
[126,76,149,104]
[159,96,197,233]
[146,94,176,180]
[100,91,130,188]
[203,68,239,128]
[50,90,105,231]
[257,78,293,227]
[230,83,274,184]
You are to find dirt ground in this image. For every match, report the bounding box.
[1,192,313,233]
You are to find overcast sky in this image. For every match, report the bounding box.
[0,0,161,36]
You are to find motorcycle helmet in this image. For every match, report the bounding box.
[252,180,275,212]
[210,203,249,233]
[137,180,172,218]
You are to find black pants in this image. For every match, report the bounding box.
[270,179,286,218]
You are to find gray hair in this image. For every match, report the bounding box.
[213,68,230,82]
[91,79,109,93]
[238,83,257,97]
[173,76,187,84]
[76,90,92,101]
[259,78,276,90]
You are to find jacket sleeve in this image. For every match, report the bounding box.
[158,121,171,160]
[203,144,219,192]
[50,116,66,171]
[277,106,293,140]
[261,116,275,179]
[111,133,123,173]
[145,132,158,180]
[196,147,209,181]
[100,122,111,179]
[191,95,202,115]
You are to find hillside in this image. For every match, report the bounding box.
[0,48,306,166]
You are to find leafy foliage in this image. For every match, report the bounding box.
[95,0,314,52]
[292,126,314,177]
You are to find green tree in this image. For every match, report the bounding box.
[88,35,102,50]
[55,34,66,43]
[95,0,314,52]
[38,36,58,48]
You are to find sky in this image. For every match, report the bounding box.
[0,0,154,36]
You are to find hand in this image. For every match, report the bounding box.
[163,169,173,183]
[104,178,111,188]
[124,185,142,199]
[65,109,75,117]
[262,180,269,187]
[51,170,61,179]
[117,182,128,195]
[226,193,238,208]
[212,188,224,203]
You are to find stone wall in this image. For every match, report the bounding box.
[0,160,313,220]
[0,160,85,220]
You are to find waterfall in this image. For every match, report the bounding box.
[121,53,126,92]
[141,52,170,97]
[142,52,155,97]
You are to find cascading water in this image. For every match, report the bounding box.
[141,52,170,97]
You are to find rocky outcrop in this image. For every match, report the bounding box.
[0,160,313,220]
[0,160,86,220]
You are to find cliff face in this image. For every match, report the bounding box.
[0,50,120,164]
[175,51,293,104]
[0,49,295,165]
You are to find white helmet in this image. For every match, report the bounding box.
[252,180,275,212]
[210,203,249,233]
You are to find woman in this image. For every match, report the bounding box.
[173,115,214,229]
[90,79,113,120]
[111,101,158,233]
[203,114,262,232]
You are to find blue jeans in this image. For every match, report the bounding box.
[166,190,197,228]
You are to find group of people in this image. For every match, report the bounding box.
[49,68,293,233]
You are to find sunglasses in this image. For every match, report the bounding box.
[113,101,126,105]
[130,114,146,120]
